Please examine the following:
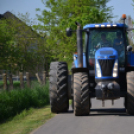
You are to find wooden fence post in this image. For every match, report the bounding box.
[8,71,13,90]
[19,72,24,89]
[26,72,31,88]
[42,71,46,85]
[35,73,42,84]
[3,72,8,90]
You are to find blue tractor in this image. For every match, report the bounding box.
[49,14,134,116]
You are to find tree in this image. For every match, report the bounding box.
[0,18,18,71]
[17,12,54,73]
[34,0,114,63]
[0,12,45,75]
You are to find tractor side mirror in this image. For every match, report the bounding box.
[66,28,72,37]
[127,45,132,52]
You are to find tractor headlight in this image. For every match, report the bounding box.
[113,59,118,77]
[96,60,101,77]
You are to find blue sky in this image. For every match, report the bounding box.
[0,0,134,23]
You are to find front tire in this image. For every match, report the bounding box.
[49,62,69,113]
[74,72,90,116]
[126,71,134,115]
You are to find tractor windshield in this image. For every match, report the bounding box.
[87,28,126,69]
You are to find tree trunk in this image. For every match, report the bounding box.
[26,72,31,88]
[8,72,13,90]
[19,72,24,89]
[35,73,42,84]
[42,71,46,85]
[3,73,8,90]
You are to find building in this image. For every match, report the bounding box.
[0,11,45,79]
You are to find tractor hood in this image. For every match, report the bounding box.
[95,47,118,60]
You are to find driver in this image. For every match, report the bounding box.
[96,33,111,49]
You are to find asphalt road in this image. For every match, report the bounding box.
[32,98,134,134]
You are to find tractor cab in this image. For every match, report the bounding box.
[83,23,127,80]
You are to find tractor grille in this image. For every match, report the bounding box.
[98,59,115,76]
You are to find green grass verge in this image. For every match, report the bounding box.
[0,81,21,89]
[0,105,55,134]
[0,81,49,122]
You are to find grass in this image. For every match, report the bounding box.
[0,81,49,122]
[0,80,55,134]
[0,82,72,134]
[0,105,55,134]
[0,81,21,90]
[0,79,72,134]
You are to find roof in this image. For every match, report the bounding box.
[0,11,18,20]
[83,23,127,30]
[0,11,40,38]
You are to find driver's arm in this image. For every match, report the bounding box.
[96,43,101,49]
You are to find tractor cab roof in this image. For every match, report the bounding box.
[83,23,127,30]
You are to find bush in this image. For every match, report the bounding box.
[0,81,49,122]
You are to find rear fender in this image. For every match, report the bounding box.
[127,52,134,71]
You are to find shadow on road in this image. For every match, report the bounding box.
[60,110,73,114]
[90,108,134,116]
[60,108,134,116]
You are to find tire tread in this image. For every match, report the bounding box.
[74,72,90,116]
[49,62,69,113]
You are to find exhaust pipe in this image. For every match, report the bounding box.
[76,22,83,68]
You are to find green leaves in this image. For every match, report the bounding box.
[34,0,114,64]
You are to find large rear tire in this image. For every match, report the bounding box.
[49,62,69,113]
[126,71,134,115]
[74,72,90,116]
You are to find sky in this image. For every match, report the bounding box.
[0,0,134,23]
